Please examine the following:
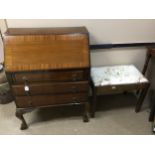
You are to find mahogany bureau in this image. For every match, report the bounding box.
[4,27,90,130]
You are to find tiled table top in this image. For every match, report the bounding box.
[91,65,148,87]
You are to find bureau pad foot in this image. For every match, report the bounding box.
[16,109,28,130]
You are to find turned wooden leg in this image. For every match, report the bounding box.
[15,108,28,130]
[83,102,90,122]
[135,83,150,113]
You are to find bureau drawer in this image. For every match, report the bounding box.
[13,70,88,84]
[12,81,89,95]
[15,93,88,108]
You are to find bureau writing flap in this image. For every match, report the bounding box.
[4,27,90,72]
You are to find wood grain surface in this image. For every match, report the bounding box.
[12,81,89,96]
[4,27,89,72]
[15,93,88,108]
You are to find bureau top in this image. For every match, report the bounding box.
[4,27,90,72]
[5,27,88,36]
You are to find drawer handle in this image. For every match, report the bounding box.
[72,97,79,103]
[22,76,30,93]
[24,85,30,92]
[72,74,80,81]
[112,86,116,90]
[21,76,32,106]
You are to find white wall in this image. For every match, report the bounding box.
[6,19,155,43]
[1,19,155,71]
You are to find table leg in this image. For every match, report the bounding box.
[83,102,90,122]
[137,50,151,95]
[135,83,150,112]
[149,101,155,122]
[91,87,97,118]
[142,49,151,75]
[149,91,155,133]
[152,121,155,134]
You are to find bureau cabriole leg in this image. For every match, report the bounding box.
[83,102,90,122]
[15,108,34,130]
[15,108,28,130]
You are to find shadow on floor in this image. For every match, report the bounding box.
[29,104,84,125]
[29,92,146,125]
